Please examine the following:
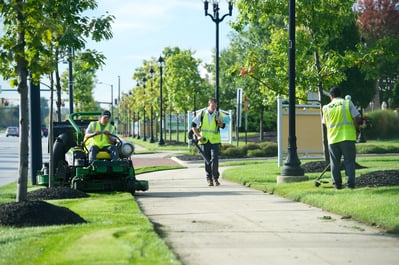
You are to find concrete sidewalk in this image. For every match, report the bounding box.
[135,163,399,265]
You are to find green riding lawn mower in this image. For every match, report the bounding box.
[36,111,148,195]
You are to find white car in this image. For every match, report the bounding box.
[5,126,19,137]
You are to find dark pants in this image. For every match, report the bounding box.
[328,140,356,188]
[203,142,220,181]
[88,145,119,163]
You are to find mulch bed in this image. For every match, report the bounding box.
[302,161,399,188]
[0,200,86,227]
[0,187,89,228]
[27,186,90,201]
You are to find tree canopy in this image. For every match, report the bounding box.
[0,0,114,202]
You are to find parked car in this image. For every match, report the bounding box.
[41,125,48,137]
[5,126,19,137]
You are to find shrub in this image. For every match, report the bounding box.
[220,142,277,158]
[221,146,246,157]
[259,142,278,157]
[356,145,389,154]
[364,110,399,139]
[247,149,268,157]
[356,144,399,154]
[220,144,235,152]
[240,143,261,154]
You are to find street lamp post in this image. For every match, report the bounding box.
[68,47,74,113]
[158,56,165,146]
[133,84,141,139]
[141,78,147,141]
[149,67,155,143]
[278,0,306,182]
[136,111,141,139]
[203,0,233,108]
[116,75,121,133]
[117,75,120,119]
[99,82,114,122]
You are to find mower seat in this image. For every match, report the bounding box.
[96,151,112,160]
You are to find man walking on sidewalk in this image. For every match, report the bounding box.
[191,98,225,186]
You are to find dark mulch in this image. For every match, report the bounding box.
[356,170,399,188]
[27,186,90,201]
[176,154,243,161]
[0,187,89,228]
[302,161,399,188]
[301,161,368,172]
[0,201,86,227]
[177,154,203,161]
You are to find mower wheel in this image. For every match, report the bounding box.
[127,179,136,195]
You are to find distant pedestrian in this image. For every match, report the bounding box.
[191,98,225,186]
[322,87,360,189]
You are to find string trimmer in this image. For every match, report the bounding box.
[314,163,330,187]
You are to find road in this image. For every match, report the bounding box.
[0,134,49,187]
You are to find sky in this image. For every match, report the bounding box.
[1,0,236,107]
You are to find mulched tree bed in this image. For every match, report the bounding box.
[0,187,89,228]
[27,186,90,201]
[302,161,399,188]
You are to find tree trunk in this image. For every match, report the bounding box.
[176,113,179,143]
[259,104,264,142]
[16,0,29,202]
[314,51,330,162]
[372,79,381,110]
[55,50,62,121]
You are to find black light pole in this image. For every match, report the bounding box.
[158,56,165,146]
[128,91,133,136]
[133,84,141,139]
[149,67,155,143]
[203,0,233,108]
[132,110,136,138]
[280,0,305,178]
[116,75,120,133]
[68,47,74,113]
[99,82,114,122]
[136,111,141,139]
[142,77,147,141]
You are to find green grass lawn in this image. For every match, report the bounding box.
[0,164,183,265]
[221,155,399,233]
[1,138,399,264]
[0,190,182,265]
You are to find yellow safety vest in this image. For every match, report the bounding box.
[200,112,221,144]
[86,121,115,149]
[322,98,356,144]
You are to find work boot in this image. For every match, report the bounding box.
[214,179,220,186]
[333,183,343,190]
[207,179,214,186]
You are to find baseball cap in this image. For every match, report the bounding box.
[101,110,111,117]
[329,86,341,97]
